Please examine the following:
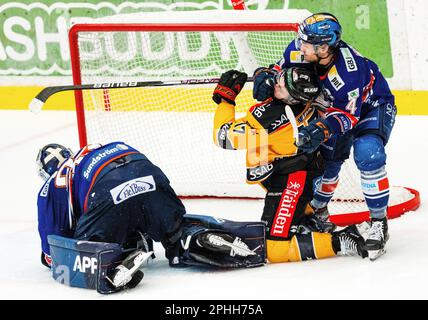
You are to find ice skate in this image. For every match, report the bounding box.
[333,225,368,258]
[108,250,153,289]
[364,217,389,261]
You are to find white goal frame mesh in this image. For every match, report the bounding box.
[68,10,419,224]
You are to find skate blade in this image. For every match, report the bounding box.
[368,248,386,261]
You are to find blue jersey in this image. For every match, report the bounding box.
[37,142,145,257]
[277,40,395,135]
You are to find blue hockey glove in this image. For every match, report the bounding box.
[297,120,332,153]
[252,67,277,101]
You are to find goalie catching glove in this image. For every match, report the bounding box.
[212,70,248,106]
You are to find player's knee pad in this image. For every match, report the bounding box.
[353,134,386,172]
[176,214,266,268]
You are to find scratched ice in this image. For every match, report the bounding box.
[0,110,427,299]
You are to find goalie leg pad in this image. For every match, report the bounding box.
[48,235,131,294]
[179,214,266,268]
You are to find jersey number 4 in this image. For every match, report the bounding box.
[345,98,358,115]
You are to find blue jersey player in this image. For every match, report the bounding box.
[252,13,396,261]
[36,142,265,293]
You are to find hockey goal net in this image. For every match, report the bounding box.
[69,10,419,225]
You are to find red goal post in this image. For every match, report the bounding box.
[68,11,419,225]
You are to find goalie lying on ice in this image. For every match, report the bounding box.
[212,68,369,263]
[36,142,265,294]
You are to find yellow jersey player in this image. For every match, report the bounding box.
[212,68,368,263]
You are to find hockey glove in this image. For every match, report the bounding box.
[252,67,277,101]
[297,119,332,153]
[212,70,248,106]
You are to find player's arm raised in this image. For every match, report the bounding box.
[212,70,248,150]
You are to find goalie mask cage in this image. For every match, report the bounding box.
[68,11,419,225]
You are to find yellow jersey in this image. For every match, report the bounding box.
[213,98,318,184]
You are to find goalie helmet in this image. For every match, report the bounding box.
[36,143,74,181]
[275,67,321,103]
[296,12,342,48]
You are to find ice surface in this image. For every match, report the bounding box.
[0,110,427,299]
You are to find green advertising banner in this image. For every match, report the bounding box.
[289,0,392,77]
[0,0,392,77]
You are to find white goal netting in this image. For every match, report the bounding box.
[69,10,417,219]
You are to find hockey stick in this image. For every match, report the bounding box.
[29,77,254,114]
[29,2,250,114]
[284,105,300,144]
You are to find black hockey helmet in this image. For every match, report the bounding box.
[36,143,74,181]
[275,67,321,103]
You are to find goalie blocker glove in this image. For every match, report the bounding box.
[212,70,247,106]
